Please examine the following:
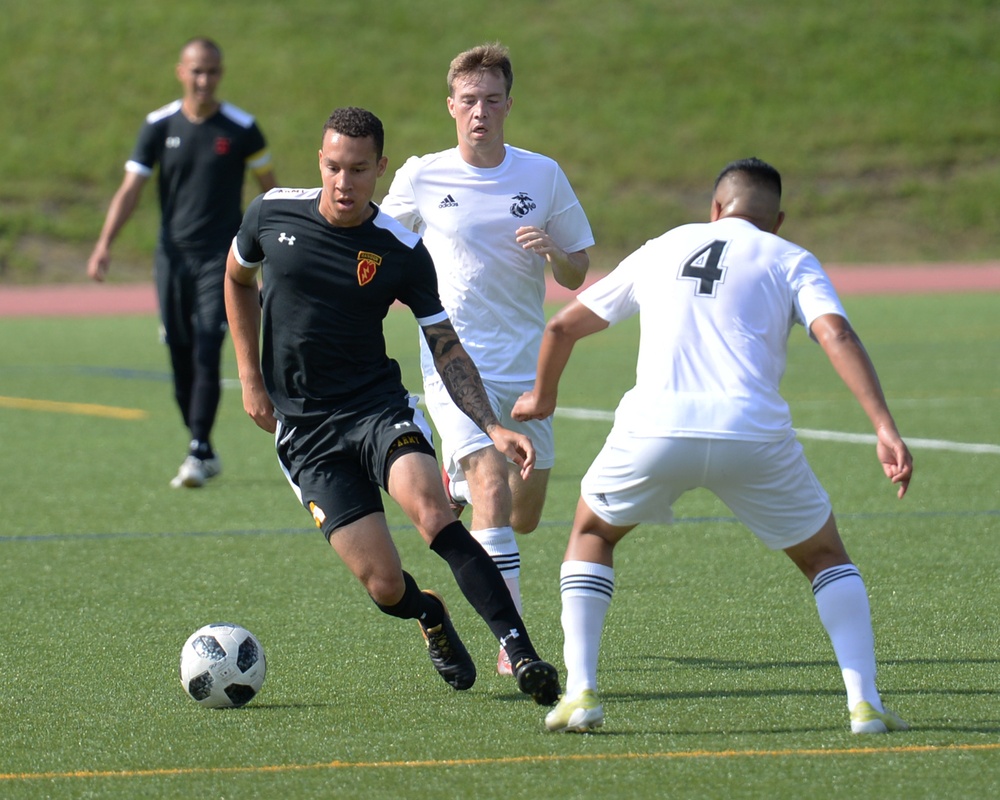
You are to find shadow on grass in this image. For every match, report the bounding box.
[646,655,1000,671]
[575,655,1000,735]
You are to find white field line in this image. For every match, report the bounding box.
[556,406,1000,455]
[220,385,999,456]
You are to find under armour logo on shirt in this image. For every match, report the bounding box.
[278,232,296,246]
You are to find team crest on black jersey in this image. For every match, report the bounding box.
[214,137,231,155]
[510,192,536,218]
[357,251,382,286]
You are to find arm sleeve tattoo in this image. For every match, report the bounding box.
[422,320,499,434]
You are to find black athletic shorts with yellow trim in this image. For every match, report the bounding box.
[275,391,436,540]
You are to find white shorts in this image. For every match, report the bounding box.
[581,430,832,550]
[422,373,556,485]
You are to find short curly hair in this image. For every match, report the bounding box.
[322,107,385,159]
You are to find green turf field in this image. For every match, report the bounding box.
[0,293,996,798]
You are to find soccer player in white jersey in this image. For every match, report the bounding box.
[381,42,595,675]
[513,157,913,735]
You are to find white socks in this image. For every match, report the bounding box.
[558,560,615,698]
[554,560,880,712]
[471,526,522,614]
[812,564,882,712]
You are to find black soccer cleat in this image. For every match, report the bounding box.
[514,657,561,706]
[418,590,477,691]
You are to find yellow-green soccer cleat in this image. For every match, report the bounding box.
[850,701,909,734]
[545,689,605,733]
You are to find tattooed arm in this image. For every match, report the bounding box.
[423,319,499,433]
[422,318,535,477]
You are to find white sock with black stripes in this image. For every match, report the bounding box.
[812,563,883,712]
[471,527,522,614]
[559,560,615,699]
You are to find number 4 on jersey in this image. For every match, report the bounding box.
[679,239,729,297]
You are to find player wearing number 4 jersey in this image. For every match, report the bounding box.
[513,157,913,734]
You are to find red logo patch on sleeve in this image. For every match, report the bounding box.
[357,251,382,286]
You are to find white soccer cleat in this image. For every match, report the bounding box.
[170,455,222,488]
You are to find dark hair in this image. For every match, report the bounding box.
[447,42,514,96]
[714,157,782,197]
[322,107,385,159]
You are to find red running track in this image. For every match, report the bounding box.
[1,263,999,318]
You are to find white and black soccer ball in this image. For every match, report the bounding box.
[179,623,266,708]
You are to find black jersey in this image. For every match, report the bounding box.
[234,188,446,425]
[129,100,269,249]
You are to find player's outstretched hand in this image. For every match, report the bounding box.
[489,425,536,480]
[876,426,912,499]
[511,390,555,422]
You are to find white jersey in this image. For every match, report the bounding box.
[579,216,846,441]
[380,145,594,382]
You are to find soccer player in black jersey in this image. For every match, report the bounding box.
[223,107,560,705]
[88,38,277,489]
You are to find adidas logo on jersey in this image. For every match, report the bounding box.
[438,194,459,208]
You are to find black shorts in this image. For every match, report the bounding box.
[275,391,436,539]
[154,241,229,347]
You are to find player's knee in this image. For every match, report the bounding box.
[783,515,851,580]
[408,503,458,546]
[365,573,406,609]
[510,507,542,534]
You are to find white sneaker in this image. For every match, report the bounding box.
[170,455,222,488]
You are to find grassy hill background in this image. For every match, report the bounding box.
[2,0,998,282]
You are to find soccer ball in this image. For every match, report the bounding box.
[179,623,266,708]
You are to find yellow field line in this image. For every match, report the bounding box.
[0,395,147,420]
[3,742,998,783]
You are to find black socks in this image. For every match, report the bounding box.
[374,571,443,628]
[429,521,536,663]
